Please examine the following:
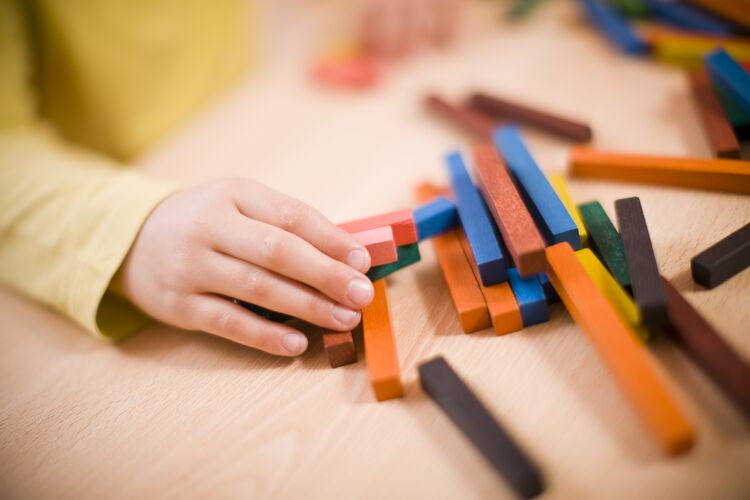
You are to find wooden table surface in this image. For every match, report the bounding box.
[2,2,749,499]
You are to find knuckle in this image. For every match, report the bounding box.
[157,290,192,329]
[210,307,238,335]
[169,248,193,280]
[175,295,202,329]
[259,230,286,265]
[163,290,185,315]
[278,201,306,232]
[242,267,268,300]
[182,213,214,243]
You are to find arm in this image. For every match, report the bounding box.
[0,0,176,339]
[1,0,373,354]
[0,130,176,340]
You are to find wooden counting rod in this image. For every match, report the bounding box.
[548,173,589,247]
[545,243,694,455]
[575,0,649,55]
[431,230,492,333]
[322,331,357,368]
[691,222,750,289]
[494,126,581,250]
[576,249,648,342]
[706,48,750,115]
[425,94,497,138]
[419,356,545,499]
[614,197,669,333]
[714,80,750,130]
[340,209,418,246]
[416,184,491,333]
[662,277,750,420]
[569,147,750,194]
[413,195,458,241]
[688,69,741,159]
[467,92,592,143]
[458,229,524,335]
[643,0,735,36]
[473,143,546,277]
[446,151,508,285]
[578,201,631,289]
[366,243,421,282]
[362,279,403,401]
[688,0,750,30]
[351,226,398,267]
[507,268,548,327]
[641,24,750,69]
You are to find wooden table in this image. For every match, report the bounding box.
[2,2,749,498]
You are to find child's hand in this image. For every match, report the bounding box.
[116,179,374,356]
[360,0,460,56]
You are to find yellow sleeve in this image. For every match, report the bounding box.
[0,0,177,340]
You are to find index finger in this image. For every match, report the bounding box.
[231,181,371,273]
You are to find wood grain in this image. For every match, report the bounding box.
[2,2,750,498]
[419,356,544,499]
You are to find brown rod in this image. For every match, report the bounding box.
[467,92,592,143]
[425,93,497,138]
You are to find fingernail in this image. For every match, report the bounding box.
[333,304,359,325]
[347,248,370,272]
[347,278,374,307]
[282,333,307,355]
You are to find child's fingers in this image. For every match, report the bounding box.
[217,215,373,309]
[202,253,363,332]
[189,294,308,356]
[232,183,371,272]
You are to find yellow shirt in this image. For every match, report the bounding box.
[0,0,252,339]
